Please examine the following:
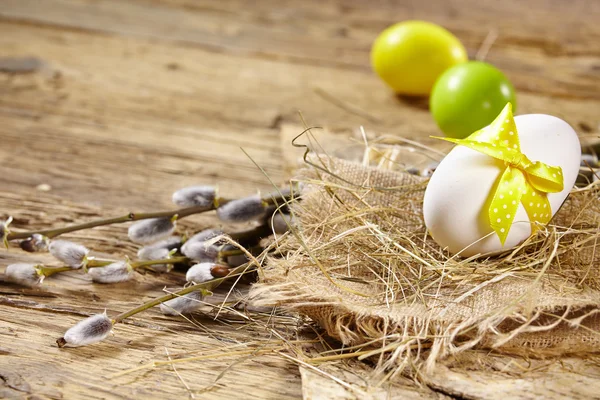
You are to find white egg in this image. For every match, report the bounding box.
[423,114,581,257]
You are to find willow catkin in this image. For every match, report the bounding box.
[0,216,12,245]
[185,263,229,283]
[185,229,224,246]
[181,241,220,262]
[137,247,172,272]
[138,236,182,255]
[270,212,295,234]
[264,184,303,202]
[171,185,216,208]
[4,263,42,287]
[160,291,204,315]
[0,220,8,238]
[128,218,176,244]
[137,246,171,261]
[48,240,90,269]
[180,229,225,260]
[57,313,112,347]
[19,233,50,253]
[185,263,215,283]
[216,195,267,223]
[88,262,134,283]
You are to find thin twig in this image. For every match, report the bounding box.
[111,266,255,324]
[8,189,292,241]
[276,351,369,398]
[476,29,499,61]
[7,203,221,241]
[165,346,196,399]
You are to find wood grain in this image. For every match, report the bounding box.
[1,0,599,398]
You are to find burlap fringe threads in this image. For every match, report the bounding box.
[252,155,600,374]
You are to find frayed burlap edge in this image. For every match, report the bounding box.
[251,155,600,373]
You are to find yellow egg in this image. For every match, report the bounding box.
[371,21,468,96]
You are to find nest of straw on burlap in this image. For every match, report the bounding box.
[251,151,600,373]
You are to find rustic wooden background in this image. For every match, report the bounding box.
[1,0,599,398]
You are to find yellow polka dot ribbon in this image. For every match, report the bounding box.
[434,103,564,245]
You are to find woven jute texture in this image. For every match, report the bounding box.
[252,155,600,371]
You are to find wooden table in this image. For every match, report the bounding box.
[1,1,599,398]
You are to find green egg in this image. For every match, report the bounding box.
[430,61,517,139]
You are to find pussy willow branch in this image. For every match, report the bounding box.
[129,256,189,269]
[7,190,291,242]
[37,259,114,277]
[6,203,224,241]
[37,257,191,278]
[111,264,255,324]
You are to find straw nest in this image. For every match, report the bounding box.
[252,141,600,375]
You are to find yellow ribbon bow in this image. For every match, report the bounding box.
[435,103,564,244]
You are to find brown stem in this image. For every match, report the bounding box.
[8,188,294,242]
[7,202,227,241]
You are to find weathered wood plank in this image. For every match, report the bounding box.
[1,300,303,399]
[300,365,447,400]
[0,194,303,399]
[2,0,599,101]
[0,0,599,398]
[1,2,599,136]
[427,362,600,400]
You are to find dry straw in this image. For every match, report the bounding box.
[251,146,600,375]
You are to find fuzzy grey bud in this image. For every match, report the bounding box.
[420,162,439,178]
[186,262,230,283]
[0,216,13,248]
[216,195,267,223]
[49,240,90,269]
[265,184,302,202]
[19,234,50,253]
[160,291,204,316]
[186,262,215,283]
[181,241,219,262]
[128,217,176,244]
[57,313,112,347]
[137,247,172,273]
[137,246,171,261]
[88,262,134,284]
[271,212,295,234]
[138,236,182,254]
[172,185,216,208]
[180,229,225,260]
[4,263,43,287]
[405,167,420,176]
[185,229,225,245]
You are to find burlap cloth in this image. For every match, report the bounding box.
[251,155,600,371]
